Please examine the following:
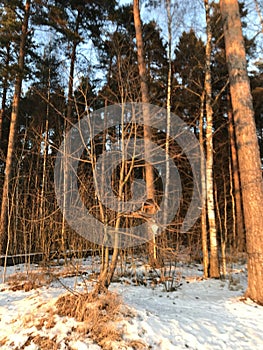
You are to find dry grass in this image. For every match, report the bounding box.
[5,265,88,292]
[23,335,59,350]
[56,290,124,349]
[6,270,53,291]
[34,311,56,330]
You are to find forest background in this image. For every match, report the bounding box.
[0,0,262,303]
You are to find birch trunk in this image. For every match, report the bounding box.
[204,0,220,278]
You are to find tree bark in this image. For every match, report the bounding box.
[220,0,263,304]
[0,0,31,254]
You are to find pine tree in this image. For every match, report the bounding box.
[220,0,263,305]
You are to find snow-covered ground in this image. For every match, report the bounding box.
[0,257,262,349]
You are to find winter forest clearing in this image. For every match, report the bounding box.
[0,0,263,349]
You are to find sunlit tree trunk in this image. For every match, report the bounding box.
[204,0,220,278]
[0,0,31,254]
[220,0,263,304]
[133,0,157,262]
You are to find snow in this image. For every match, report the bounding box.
[0,259,262,349]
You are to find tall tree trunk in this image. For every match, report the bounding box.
[163,0,172,252]
[220,0,263,305]
[228,96,245,252]
[61,10,81,256]
[200,90,209,278]
[0,0,31,254]
[204,0,220,278]
[133,0,157,263]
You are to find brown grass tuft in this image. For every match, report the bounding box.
[56,290,123,349]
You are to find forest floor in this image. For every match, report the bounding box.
[0,253,262,350]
